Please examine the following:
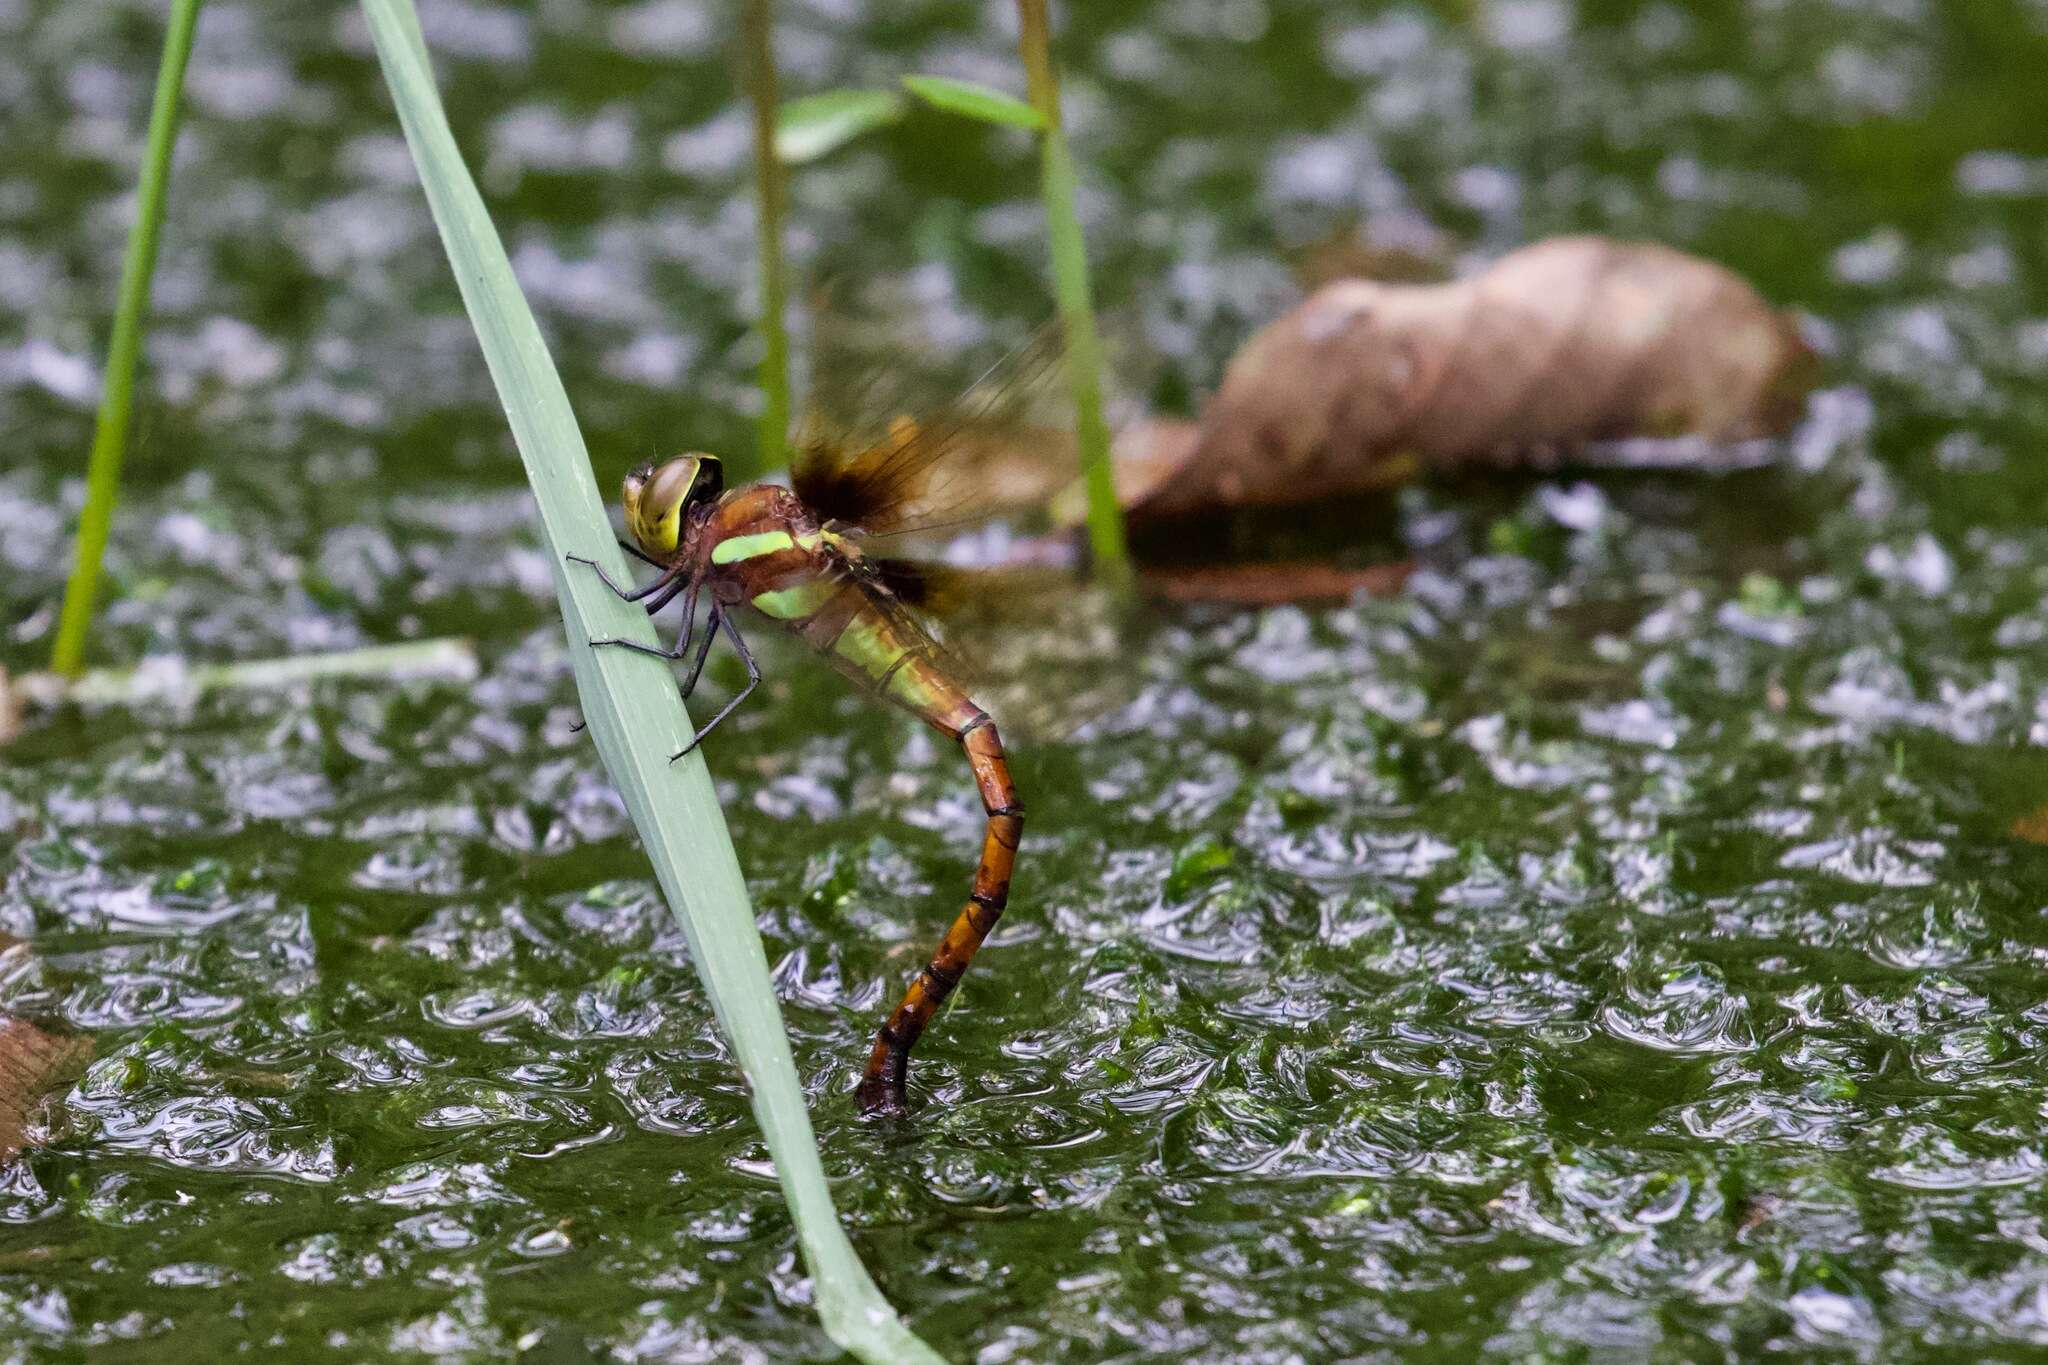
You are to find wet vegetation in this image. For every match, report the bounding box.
[4,0,2048,1359]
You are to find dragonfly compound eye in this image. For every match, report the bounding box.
[625,455,718,556]
[688,454,724,506]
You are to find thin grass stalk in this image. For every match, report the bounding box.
[360,4,940,1360]
[21,638,480,707]
[744,0,792,472]
[49,0,205,676]
[1015,0,1133,598]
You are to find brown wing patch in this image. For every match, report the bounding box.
[791,327,1069,538]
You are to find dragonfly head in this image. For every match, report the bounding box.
[623,453,724,557]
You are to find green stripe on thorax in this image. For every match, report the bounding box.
[711,530,797,564]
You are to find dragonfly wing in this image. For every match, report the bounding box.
[809,543,993,712]
[851,554,1135,744]
[792,325,1073,538]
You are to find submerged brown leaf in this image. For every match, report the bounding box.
[1141,559,1413,605]
[1112,235,1818,523]
[0,1010,91,1163]
[0,936,93,1164]
[2013,805,2048,845]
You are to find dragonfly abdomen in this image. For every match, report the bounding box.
[823,592,983,736]
[722,540,1022,1112]
[730,541,983,736]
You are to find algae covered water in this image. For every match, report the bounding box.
[4,1,2048,1358]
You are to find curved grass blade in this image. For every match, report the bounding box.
[776,88,905,164]
[901,74,1044,129]
[359,5,941,1360]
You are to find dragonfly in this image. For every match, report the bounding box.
[568,399,1040,1117]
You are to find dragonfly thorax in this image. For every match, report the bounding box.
[623,453,724,557]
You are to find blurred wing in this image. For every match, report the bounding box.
[860,555,1135,744]
[825,547,984,701]
[792,325,1073,538]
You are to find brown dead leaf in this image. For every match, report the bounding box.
[0,1015,92,1163]
[1142,559,1413,606]
[1295,224,1453,291]
[0,666,19,747]
[1115,235,1817,523]
[2013,805,2048,844]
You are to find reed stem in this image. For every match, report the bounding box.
[50,0,205,676]
[1016,0,1133,598]
[744,0,792,472]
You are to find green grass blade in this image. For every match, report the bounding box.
[19,638,479,707]
[49,0,205,676]
[359,5,941,1360]
[1014,0,1133,598]
[776,88,905,164]
[901,74,1045,129]
[1037,133,1129,597]
[744,0,792,473]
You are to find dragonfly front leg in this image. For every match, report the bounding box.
[571,578,702,739]
[567,558,695,734]
[566,552,682,603]
[672,587,721,698]
[671,607,761,761]
[585,579,700,662]
[617,538,665,569]
[856,711,1023,1116]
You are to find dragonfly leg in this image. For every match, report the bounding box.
[643,576,689,617]
[586,635,692,661]
[856,711,1022,1116]
[588,581,700,661]
[566,552,681,603]
[670,608,760,761]
[674,589,719,699]
[618,538,665,569]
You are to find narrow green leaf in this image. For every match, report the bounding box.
[359,4,941,1361]
[775,88,905,164]
[901,73,1045,129]
[1036,128,1131,599]
[22,638,479,707]
[744,0,791,471]
[50,0,204,675]
[1014,0,1133,598]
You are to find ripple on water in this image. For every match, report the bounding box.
[1598,962,1754,1057]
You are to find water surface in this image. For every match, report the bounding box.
[3,0,2048,1359]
